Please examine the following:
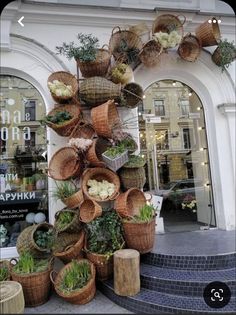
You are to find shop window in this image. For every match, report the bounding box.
[25,100,36,121]
[154,99,165,116]
[156,130,169,150]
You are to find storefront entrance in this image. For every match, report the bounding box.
[139,80,216,232]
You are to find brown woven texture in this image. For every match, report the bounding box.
[53,230,85,264]
[47,71,79,104]
[91,100,120,138]
[178,33,201,62]
[119,167,146,190]
[50,259,96,305]
[69,121,96,139]
[86,137,111,167]
[211,46,236,66]
[45,104,81,137]
[79,199,102,223]
[122,218,155,254]
[10,259,53,307]
[85,249,113,281]
[63,189,84,209]
[54,208,81,234]
[109,26,142,63]
[52,232,82,254]
[48,147,84,181]
[79,77,121,107]
[81,167,120,202]
[0,260,11,281]
[122,83,143,108]
[77,48,111,78]
[114,188,146,218]
[195,17,221,47]
[0,281,25,314]
[152,14,186,37]
[16,223,53,259]
[139,39,163,67]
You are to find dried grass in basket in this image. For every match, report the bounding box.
[45,104,82,137]
[114,188,146,218]
[86,137,111,167]
[91,100,120,138]
[139,39,163,67]
[195,17,221,47]
[50,259,96,305]
[54,208,81,234]
[152,14,186,37]
[48,147,84,181]
[16,223,53,259]
[178,33,201,62]
[63,189,84,209]
[69,120,96,140]
[79,199,102,223]
[81,167,120,202]
[47,71,79,104]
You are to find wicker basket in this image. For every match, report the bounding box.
[10,258,53,307]
[86,137,111,167]
[62,189,84,209]
[121,82,143,108]
[53,230,85,264]
[81,167,120,202]
[102,149,129,172]
[52,232,83,254]
[195,17,221,47]
[0,281,25,314]
[122,218,155,254]
[178,33,201,62]
[114,188,146,218]
[139,39,163,67]
[48,147,84,181]
[119,167,146,190]
[76,47,111,78]
[79,77,121,106]
[0,260,11,281]
[91,100,120,138]
[129,22,150,44]
[47,71,79,104]
[79,199,102,223]
[54,208,81,234]
[212,46,236,67]
[16,223,53,259]
[69,121,96,140]
[50,259,96,305]
[152,14,186,37]
[45,104,81,137]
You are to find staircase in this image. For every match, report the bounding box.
[99,251,236,314]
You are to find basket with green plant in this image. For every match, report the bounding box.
[0,260,10,281]
[212,39,236,72]
[53,181,84,209]
[54,208,81,234]
[110,63,133,85]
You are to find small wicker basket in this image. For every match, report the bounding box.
[79,199,102,223]
[86,137,111,167]
[62,189,84,209]
[69,121,96,140]
[152,14,186,37]
[178,33,201,62]
[139,39,163,67]
[121,82,143,108]
[119,167,146,190]
[195,17,221,47]
[54,208,81,234]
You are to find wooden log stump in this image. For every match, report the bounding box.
[114,249,140,296]
[0,281,25,314]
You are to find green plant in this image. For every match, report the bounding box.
[0,266,9,281]
[118,136,137,151]
[126,204,156,223]
[123,155,146,168]
[13,252,49,274]
[34,228,54,249]
[46,111,72,125]
[103,144,127,159]
[55,211,74,231]
[56,33,99,62]
[53,181,78,201]
[214,39,236,72]
[116,39,140,65]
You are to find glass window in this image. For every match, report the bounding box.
[179,99,190,116]
[154,99,165,116]
[156,130,169,150]
[183,128,194,149]
[25,100,36,121]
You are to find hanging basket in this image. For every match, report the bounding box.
[119,167,146,190]
[16,223,53,259]
[139,39,163,67]
[114,188,146,218]
[129,22,150,44]
[195,17,221,47]
[47,71,79,104]
[178,33,201,62]
[81,167,120,202]
[63,189,84,209]
[121,82,143,108]
[211,46,236,68]
[48,147,84,181]
[122,218,155,254]
[0,260,11,281]
[76,46,111,78]
[79,76,121,107]
[152,14,186,37]
[45,104,82,137]
[69,121,96,140]
[50,259,96,305]
[102,149,129,172]
[110,63,133,85]
[79,199,102,223]
[86,137,111,167]
[54,208,81,234]
[91,100,120,138]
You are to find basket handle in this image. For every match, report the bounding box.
[112,26,121,35]
[110,190,120,200]
[121,88,143,101]
[101,44,110,50]
[50,270,58,286]
[176,14,186,26]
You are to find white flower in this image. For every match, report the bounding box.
[48,80,73,97]
[68,138,92,151]
[87,179,115,199]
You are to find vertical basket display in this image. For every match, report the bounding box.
[102,149,129,172]
[195,17,221,47]
[177,33,201,62]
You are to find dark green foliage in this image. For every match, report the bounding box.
[103,144,126,159]
[46,111,72,125]
[34,229,54,249]
[216,39,236,72]
[0,266,8,281]
[116,39,140,65]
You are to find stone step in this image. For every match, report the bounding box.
[99,280,236,314]
[140,263,236,296]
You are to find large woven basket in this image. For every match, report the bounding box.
[52,232,83,254]
[81,167,120,202]
[54,208,81,234]
[45,104,81,137]
[79,199,102,223]
[69,121,96,140]
[91,100,120,138]
[152,14,186,38]
[16,223,53,259]
[212,46,236,68]
[10,258,53,307]
[139,39,163,67]
[114,188,146,218]
[79,77,121,106]
[122,218,155,254]
[76,47,111,78]
[121,82,143,108]
[86,137,111,167]
[178,33,201,62]
[195,17,221,47]
[62,189,84,209]
[119,167,146,190]
[53,230,85,264]
[47,71,79,104]
[50,259,96,305]
[48,147,84,181]
[0,260,11,281]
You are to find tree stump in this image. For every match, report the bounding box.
[0,281,25,314]
[114,249,140,296]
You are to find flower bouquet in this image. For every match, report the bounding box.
[181,194,197,213]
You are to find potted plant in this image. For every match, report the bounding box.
[54,209,81,234]
[10,252,53,307]
[212,39,236,72]
[53,181,84,209]
[56,33,111,78]
[102,143,129,172]
[0,260,10,281]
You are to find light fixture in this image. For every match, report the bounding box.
[188,90,192,96]
[172,81,176,86]
[201,162,208,165]
[198,126,205,130]
[138,112,142,116]
[199,147,207,151]
[141,154,145,158]
[197,106,201,111]
[204,183,210,187]
[143,95,146,99]
[218,19,221,24]
[140,133,143,138]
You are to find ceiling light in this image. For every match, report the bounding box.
[172,81,176,86]
[208,19,212,23]
[218,19,221,23]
